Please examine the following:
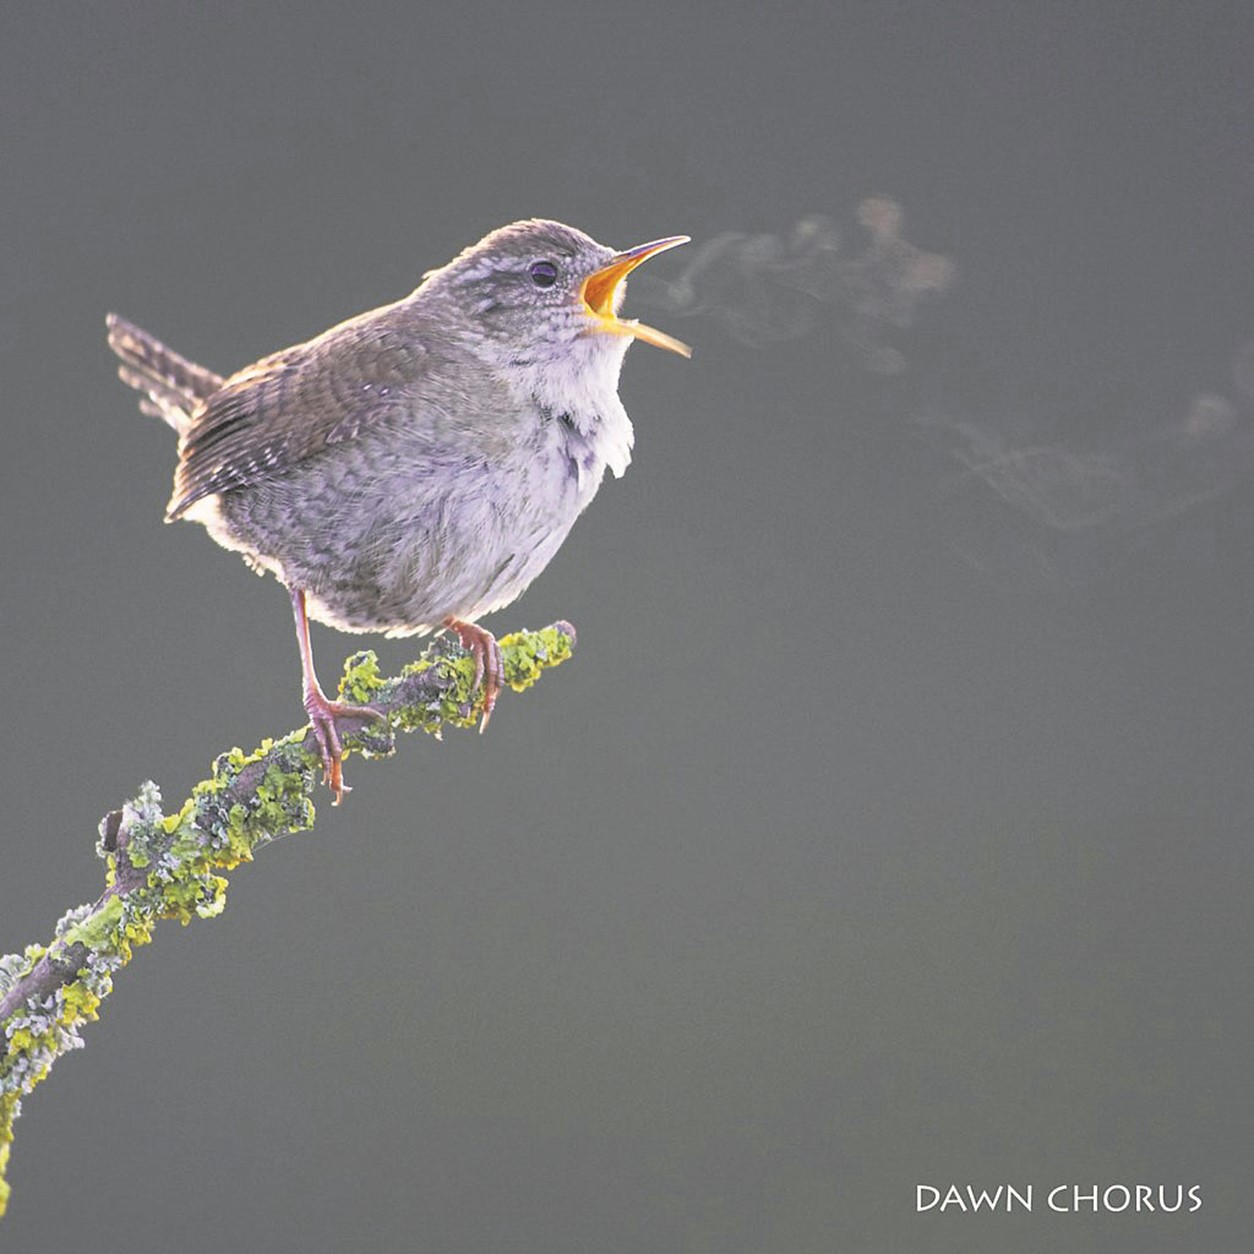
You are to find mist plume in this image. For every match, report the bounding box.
[633,197,955,369]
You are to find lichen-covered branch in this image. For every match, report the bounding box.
[0,622,575,1219]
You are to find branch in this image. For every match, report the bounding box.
[0,622,576,1219]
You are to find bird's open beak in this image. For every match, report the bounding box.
[580,235,692,357]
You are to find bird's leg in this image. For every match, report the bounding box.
[442,616,504,732]
[291,587,383,803]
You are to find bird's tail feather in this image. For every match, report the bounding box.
[106,313,223,436]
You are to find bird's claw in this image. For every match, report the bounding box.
[443,617,504,732]
[303,690,386,804]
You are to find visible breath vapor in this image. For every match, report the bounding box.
[633,195,1254,586]
[638,195,1254,586]
[928,391,1248,533]
[632,197,955,368]
[920,374,1254,588]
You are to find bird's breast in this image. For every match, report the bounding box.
[508,343,636,479]
[207,384,619,636]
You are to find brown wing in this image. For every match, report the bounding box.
[167,304,429,520]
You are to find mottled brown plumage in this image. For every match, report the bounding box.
[109,220,689,800]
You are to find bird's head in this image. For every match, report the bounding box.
[423,219,691,367]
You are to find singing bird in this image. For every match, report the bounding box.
[108,220,690,800]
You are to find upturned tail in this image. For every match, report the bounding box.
[106,313,223,437]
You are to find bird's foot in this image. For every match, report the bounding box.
[303,687,385,804]
[442,617,504,732]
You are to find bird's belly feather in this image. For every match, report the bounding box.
[205,415,602,635]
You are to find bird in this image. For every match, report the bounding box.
[108,219,690,802]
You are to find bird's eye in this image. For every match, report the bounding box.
[529,260,558,288]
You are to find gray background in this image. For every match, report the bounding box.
[2,3,1252,1251]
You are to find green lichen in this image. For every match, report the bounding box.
[503,625,575,690]
[0,623,575,1220]
[338,650,386,705]
[59,896,125,953]
[0,1101,12,1214]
